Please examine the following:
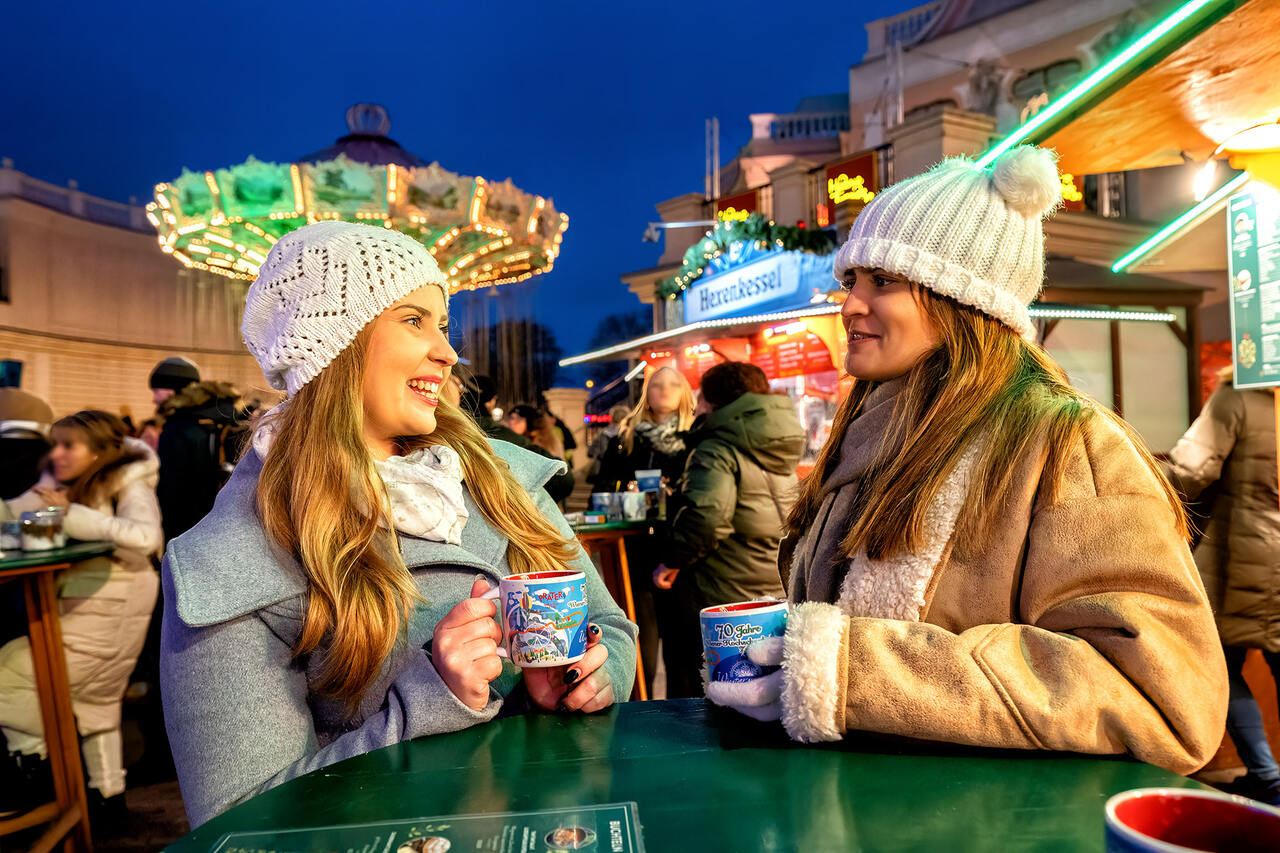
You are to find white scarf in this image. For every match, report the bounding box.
[252,409,468,545]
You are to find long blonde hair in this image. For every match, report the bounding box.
[254,328,576,710]
[619,366,696,454]
[786,288,1187,561]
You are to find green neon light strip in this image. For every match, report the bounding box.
[975,0,1217,168]
[1111,172,1251,272]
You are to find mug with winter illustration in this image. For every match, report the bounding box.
[484,571,589,668]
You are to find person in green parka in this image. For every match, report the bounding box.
[654,361,805,696]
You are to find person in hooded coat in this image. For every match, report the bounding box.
[654,361,804,696]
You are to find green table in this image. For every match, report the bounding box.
[568,519,654,534]
[167,699,1202,851]
[0,540,115,570]
[0,540,114,852]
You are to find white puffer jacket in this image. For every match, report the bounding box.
[5,438,162,732]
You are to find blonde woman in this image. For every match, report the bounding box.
[591,365,695,694]
[593,366,696,492]
[2,411,162,820]
[707,147,1228,775]
[160,223,637,827]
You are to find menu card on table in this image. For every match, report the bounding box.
[209,802,644,853]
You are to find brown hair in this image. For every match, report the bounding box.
[254,328,577,711]
[51,410,148,506]
[786,287,1187,561]
[619,366,696,453]
[527,412,565,458]
[699,361,770,409]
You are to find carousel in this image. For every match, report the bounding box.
[145,103,568,292]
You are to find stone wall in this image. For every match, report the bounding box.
[0,185,270,420]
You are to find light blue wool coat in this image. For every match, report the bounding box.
[160,440,638,827]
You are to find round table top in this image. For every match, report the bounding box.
[168,698,1200,851]
[570,519,654,535]
[0,540,114,572]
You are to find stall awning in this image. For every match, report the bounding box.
[977,0,1261,172]
[561,260,1193,366]
[560,304,842,366]
[1038,0,1278,175]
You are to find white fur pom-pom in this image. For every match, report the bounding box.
[991,145,1061,218]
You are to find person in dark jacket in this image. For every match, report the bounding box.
[0,389,54,650]
[0,388,53,501]
[1164,368,1280,805]
[155,380,249,544]
[653,362,803,696]
[149,357,200,408]
[592,366,696,695]
[459,376,574,504]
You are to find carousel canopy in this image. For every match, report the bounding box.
[146,104,567,290]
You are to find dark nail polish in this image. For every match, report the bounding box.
[589,624,601,636]
[563,669,580,685]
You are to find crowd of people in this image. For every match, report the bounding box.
[1,144,1278,837]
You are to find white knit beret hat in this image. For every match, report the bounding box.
[834,146,1062,341]
[242,221,449,396]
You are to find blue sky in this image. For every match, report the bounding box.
[2,0,922,385]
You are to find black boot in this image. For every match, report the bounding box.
[87,787,130,836]
[0,751,53,818]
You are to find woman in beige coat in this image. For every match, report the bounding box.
[1165,370,1280,802]
[707,146,1228,775]
[1,410,162,814]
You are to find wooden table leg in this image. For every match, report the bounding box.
[23,574,93,852]
[612,540,648,701]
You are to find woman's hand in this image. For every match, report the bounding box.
[652,565,680,589]
[525,622,614,713]
[432,577,504,711]
[33,486,69,510]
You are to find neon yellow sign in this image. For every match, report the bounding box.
[717,206,751,222]
[827,173,875,205]
[1060,173,1083,203]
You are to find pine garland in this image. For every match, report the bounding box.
[657,214,837,299]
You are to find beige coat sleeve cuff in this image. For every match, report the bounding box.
[780,601,850,743]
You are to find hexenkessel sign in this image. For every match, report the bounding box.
[684,251,832,324]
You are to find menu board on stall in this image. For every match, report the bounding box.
[1227,187,1280,389]
[209,803,645,853]
[750,327,835,379]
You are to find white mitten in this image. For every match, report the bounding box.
[703,636,785,721]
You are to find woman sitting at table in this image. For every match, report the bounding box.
[706,146,1228,775]
[160,222,637,827]
[1,410,162,822]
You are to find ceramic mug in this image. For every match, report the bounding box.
[1104,787,1280,852]
[483,571,589,668]
[699,600,788,683]
[620,492,647,521]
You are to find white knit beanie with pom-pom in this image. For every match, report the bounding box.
[833,145,1062,341]
[241,221,449,396]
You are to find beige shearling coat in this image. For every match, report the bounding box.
[779,385,1228,775]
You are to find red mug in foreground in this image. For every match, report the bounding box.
[1104,787,1280,852]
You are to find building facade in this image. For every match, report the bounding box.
[0,159,270,420]
[593,0,1228,454]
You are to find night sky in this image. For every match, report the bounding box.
[2,0,921,385]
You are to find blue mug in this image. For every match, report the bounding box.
[699,600,788,683]
[485,571,589,668]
